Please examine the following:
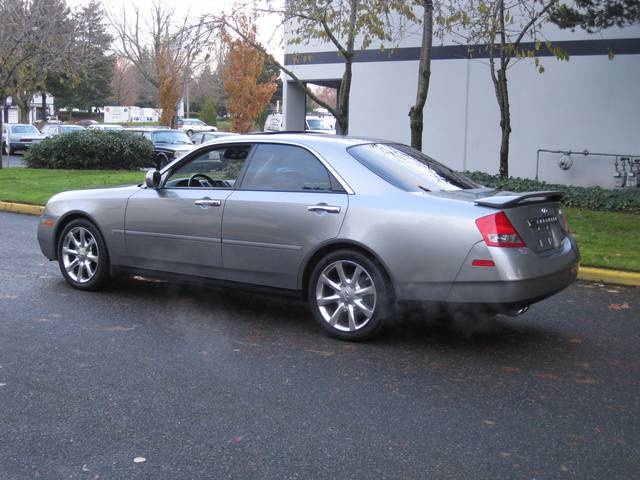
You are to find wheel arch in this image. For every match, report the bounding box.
[299,239,395,300]
[53,211,107,260]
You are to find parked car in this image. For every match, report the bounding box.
[76,119,98,128]
[264,113,336,134]
[127,127,194,169]
[86,124,125,131]
[37,134,579,341]
[190,131,237,144]
[2,123,47,154]
[41,124,85,137]
[176,118,217,136]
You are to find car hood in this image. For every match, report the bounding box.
[48,184,141,203]
[156,144,194,152]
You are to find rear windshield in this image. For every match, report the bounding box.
[306,118,333,131]
[153,131,192,144]
[348,143,478,192]
[12,125,40,134]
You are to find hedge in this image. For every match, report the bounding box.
[466,171,640,213]
[24,130,154,170]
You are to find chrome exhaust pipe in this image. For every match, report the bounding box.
[506,305,529,317]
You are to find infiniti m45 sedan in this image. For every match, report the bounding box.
[37,134,579,340]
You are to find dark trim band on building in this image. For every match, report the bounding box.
[284,38,640,65]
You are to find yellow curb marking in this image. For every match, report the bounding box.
[0,201,44,216]
[578,267,640,287]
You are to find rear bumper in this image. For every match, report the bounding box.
[445,234,580,308]
[10,142,37,151]
[445,264,578,310]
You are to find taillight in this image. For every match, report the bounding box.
[475,211,525,248]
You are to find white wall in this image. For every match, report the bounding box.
[283,16,640,188]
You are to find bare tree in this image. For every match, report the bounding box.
[108,2,217,126]
[445,0,560,178]
[409,0,434,151]
[0,0,75,168]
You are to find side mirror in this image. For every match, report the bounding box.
[145,169,161,189]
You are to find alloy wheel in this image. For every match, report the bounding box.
[315,260,377,332]
[61,226,100,284]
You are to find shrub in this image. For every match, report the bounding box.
[198,97,218,126]
[24,130,154,170]
[466,171,640,214]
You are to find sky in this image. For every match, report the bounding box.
[70,0,284,59]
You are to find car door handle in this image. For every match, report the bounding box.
[307,204,341,214]
[194,199,221,207]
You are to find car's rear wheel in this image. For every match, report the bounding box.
[1,142,6,155]
[308,250,393,341]
[57,219,109,291]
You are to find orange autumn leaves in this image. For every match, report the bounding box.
[223,14,277,133]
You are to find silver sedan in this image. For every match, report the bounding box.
[37,134,579,340]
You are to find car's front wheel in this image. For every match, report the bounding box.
[57,219,110,290]
[308,250,393,341]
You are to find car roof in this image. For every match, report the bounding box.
[212,132,384,148]
[127,127,177,132]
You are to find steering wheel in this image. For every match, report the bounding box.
[188,173,217,187]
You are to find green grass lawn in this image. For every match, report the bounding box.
[565,208,640,272]
[1,169,638,272]
[0,168,145,205]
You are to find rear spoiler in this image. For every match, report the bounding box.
[474,190,565,208]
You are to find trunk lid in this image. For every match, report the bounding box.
[474,190,567,253]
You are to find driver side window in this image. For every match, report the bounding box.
[165,145,251,188]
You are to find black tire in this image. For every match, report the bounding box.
[8,144,14,155]
[308,249,394,341]
[1,142,6,155]
[57,218,110,291]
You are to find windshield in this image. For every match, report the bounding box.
[348,143,479,192]
[153,131,192,144]
[12,125,40,134]
[306,118,333,130]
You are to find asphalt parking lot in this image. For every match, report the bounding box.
[1,153,26,168]
[0,211,638,479]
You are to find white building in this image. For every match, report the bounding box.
[282,14,640,188]
[4,92,54,124]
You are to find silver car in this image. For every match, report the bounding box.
[37,134,579,340]
[2,123,47,154]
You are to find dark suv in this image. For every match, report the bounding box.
[127,128,194,168]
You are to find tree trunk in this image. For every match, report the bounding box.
[409,0,433,151]
[335,58,352,135]
[494,68,511,178]
[0,96,4,169]
[41,91,47,121]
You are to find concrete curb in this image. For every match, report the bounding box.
[1,201,639,287]
[0,201,44,216]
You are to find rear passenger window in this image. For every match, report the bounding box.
[240,144,332,192]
